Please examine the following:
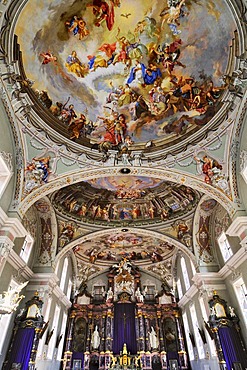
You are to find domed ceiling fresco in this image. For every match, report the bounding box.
[15,0,236,152]
[52,176,199,224]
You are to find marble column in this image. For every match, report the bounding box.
[174,311,187,368]
[157,312,165,352]
[29,327,43,369]
[138,309,145,352]
[135,308,141,352]
[105,306,114,352]
[86,311,93,352]
[144,314,150,352]
[63,310,76,370]
[99,312,106,353]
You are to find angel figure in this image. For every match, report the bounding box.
[87,0,115,31]
[160,0,186,35]
[66,16,89,40]
[32,155,51,183]
[40,51,57,65]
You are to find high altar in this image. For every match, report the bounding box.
[63,259,188,370]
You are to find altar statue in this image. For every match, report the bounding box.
[135,287,144,303]
[149,326,159,349]
[91,325,100,349]
[106,286,114,301]
[229,306,236,317]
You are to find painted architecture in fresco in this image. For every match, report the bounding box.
[53,177,199,224]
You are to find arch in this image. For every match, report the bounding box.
[18,166,235,217]
[53,227,198,278]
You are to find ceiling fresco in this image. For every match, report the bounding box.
[1,0,241,280]
[73,231,175,264]
[15,0,236,152]
[86,176,163,192]
[52,177,199,224]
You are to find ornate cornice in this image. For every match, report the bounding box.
[0,207,28,238]
[226,216,247,238]
[218,245,247,279]
[8,249,33,280]
[28,272,72,309]
[0,151,13,172]
[178,275,226,309]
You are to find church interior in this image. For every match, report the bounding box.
[0,0,247,369]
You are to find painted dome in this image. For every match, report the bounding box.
[15,0,236,152]
[52,176,199,225]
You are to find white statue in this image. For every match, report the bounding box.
[106,287,113,301]
[101,286,106,297]
[91,325,100,349]
[229,306,236,317]
[143,286,148,296]
[210,306,216,316]
[149,326,159,349]
[135,287,144,303]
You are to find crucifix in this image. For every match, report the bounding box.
[123,313,127,328]
[122,312,130,338]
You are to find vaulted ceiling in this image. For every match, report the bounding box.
[1,0,246,284]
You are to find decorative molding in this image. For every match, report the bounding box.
[28,273,72,309]
[0,207,29,239]
[178,245,247,307]
[18,166,235,217]
[178,273,226,308]
[0,238,13,258]
[0,151,13,172]
[54,226,195,273]
[8,249,33,280]
[178,285,198,308]
[226,216,247,239]
[240,149,247,173]
[218,245,247,279]
[192,272,224,286]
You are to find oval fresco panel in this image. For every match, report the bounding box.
[73,231,175,264]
